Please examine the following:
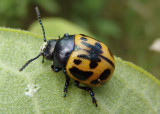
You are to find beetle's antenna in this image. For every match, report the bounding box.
[19,53,43,71]
[35,6,46,42]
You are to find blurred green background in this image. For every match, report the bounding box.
[0,0,160,79]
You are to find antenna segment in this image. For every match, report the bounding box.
[35,6,46,42]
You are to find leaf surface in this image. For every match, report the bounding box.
[0,27,160,114]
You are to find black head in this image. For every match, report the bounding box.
[19,6,57,71]
[41,39,57,60]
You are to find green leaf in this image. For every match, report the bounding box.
[0,27,160,114]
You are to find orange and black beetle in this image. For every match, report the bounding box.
[19,7,115,107]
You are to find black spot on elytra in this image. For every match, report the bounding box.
[80,37,87,41]
[80,34,89,37]
[95,42,102,49]
[78,40,115,68]
[82,41,103,54]
[91,79,99,85]
[69,67,93,80]
[99,69,111,80]
[90,61,98,69]
[77,54,101,62]
[73,59,82,65]
[77,54,90,60]
[99,55,115,68]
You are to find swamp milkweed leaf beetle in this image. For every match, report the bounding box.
[19,6,115,107]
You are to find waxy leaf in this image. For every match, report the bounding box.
[0,26,160,114]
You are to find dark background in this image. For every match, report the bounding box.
[0,0,160,79]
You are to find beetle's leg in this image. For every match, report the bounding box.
[51,65,54,70]
[63,69,70,97]
[75,80,97,107]
[51,65,62,72]
[42,56,45,63]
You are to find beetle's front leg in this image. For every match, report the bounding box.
[42,56,45,63]
[63,69,70,97]
[51,65,54,70]
[51,65,62,72]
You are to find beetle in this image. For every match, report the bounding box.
[19,6,115,107]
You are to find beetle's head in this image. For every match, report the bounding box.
[40,39,57,60]
[19,6,58,71]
